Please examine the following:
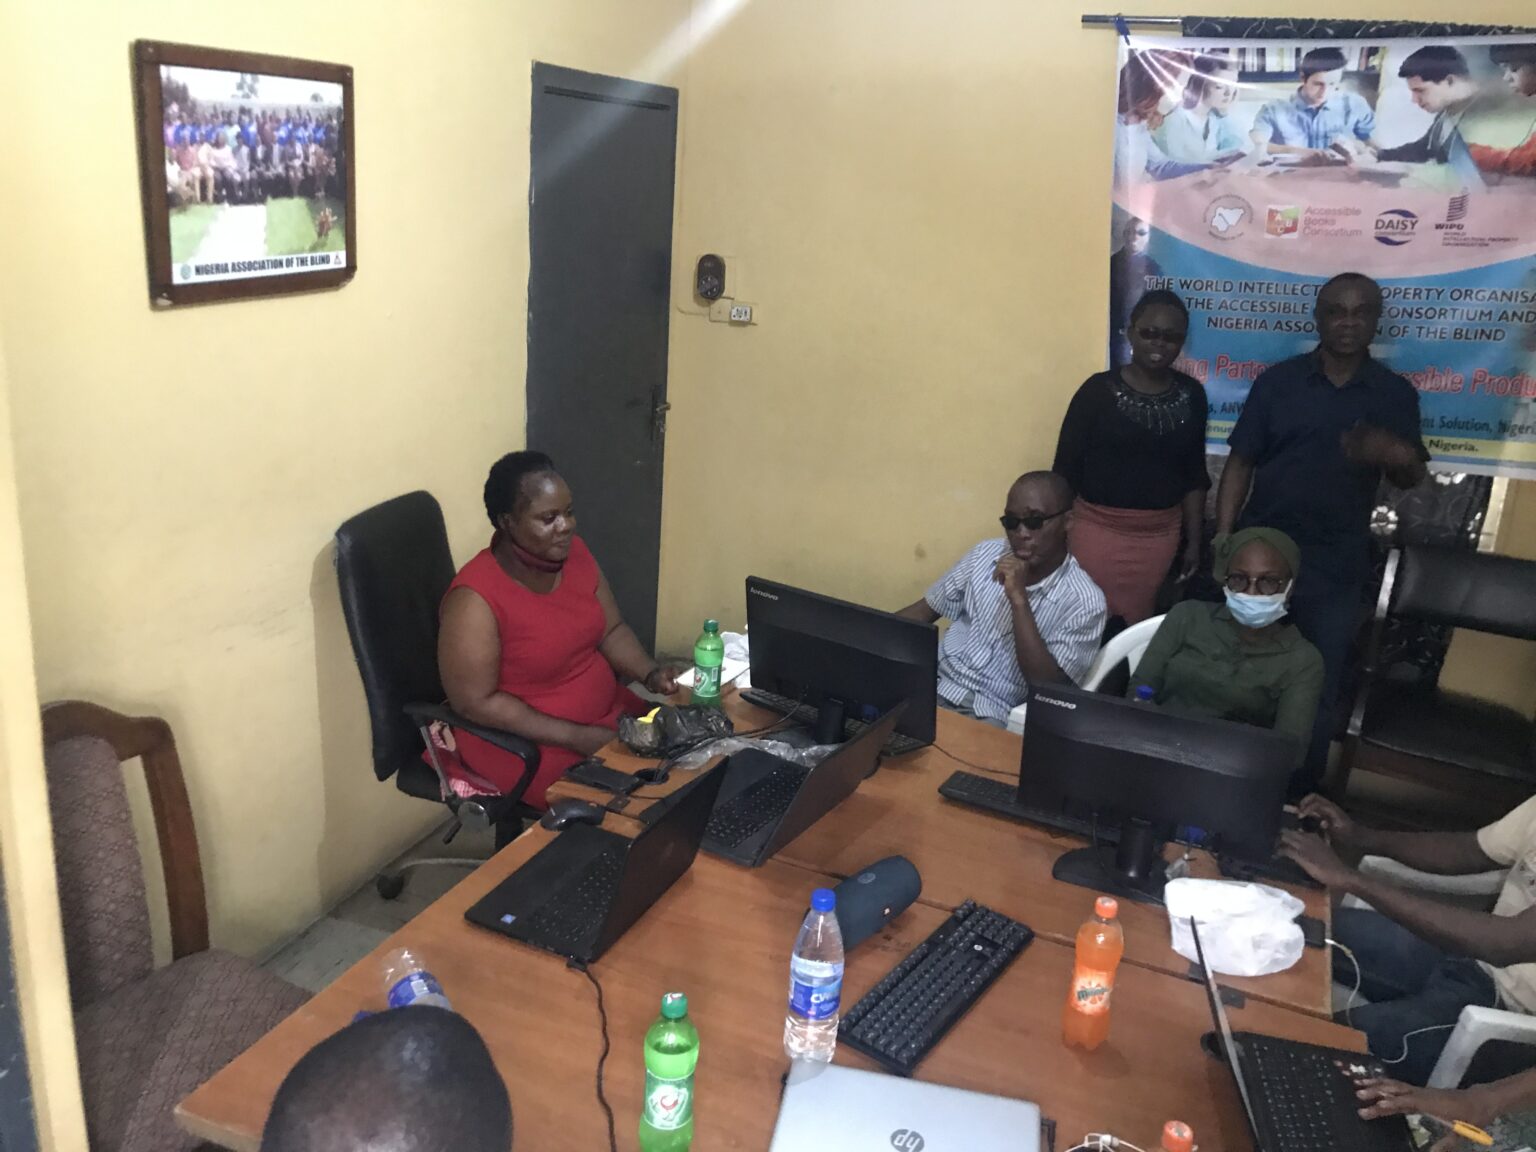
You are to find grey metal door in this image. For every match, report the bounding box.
[527,63,678,652]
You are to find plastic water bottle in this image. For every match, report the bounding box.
[785,888,844,1061]
[691,620,725,708]
[639,991,698,1151]
[380,947,451,1010]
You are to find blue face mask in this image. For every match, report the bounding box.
[1224,586,1290,629]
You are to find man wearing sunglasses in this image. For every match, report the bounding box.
[899,471,1107,727]
[1215,272,1429,792]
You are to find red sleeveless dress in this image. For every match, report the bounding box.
[442,536,645,808]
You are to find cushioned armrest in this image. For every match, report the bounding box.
[403,702,543,810]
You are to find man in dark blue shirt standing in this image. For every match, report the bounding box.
[1215,273,1429,792]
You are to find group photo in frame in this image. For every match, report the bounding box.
[133,40,356,306]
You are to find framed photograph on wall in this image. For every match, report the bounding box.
[133,40,355,307]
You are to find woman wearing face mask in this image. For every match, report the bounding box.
[1127,527,1324,764]
[434,450,681,809]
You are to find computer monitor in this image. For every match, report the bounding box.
[745,576,938,748]
[1018,683,1295,904]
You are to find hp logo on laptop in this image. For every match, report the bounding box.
[890,1131,925,1151]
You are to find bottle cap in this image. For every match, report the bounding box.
[704,619,720,633]
[811,888,836,912]
[1095,896,1119,919]
[1135,684,1156,701]
[660,991,688,1020]
[1161,1120,1194,1152]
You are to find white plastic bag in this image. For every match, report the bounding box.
[1164,877,1305,978]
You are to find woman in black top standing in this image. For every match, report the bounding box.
[1053,289,1209,624]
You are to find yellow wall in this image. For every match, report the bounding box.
[656,0,1536,654]
[0,0,690,959]
[0,336,88,1150]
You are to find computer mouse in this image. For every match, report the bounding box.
[539,798,606,831]
[1296,813,1324,836]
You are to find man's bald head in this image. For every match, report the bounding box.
[261,1008,511,1152]
[1008,471,1074,511]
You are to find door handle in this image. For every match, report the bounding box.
[652,397,671,441]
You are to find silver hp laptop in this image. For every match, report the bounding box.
[769,1062,1041,1152]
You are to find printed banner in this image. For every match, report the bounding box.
[1111,34,1536,477]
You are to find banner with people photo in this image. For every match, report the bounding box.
[1110,33,1536,478]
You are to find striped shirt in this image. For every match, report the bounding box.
[925,541,1107,723]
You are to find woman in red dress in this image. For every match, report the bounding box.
[437,451,680,808]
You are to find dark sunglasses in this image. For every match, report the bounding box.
[1224,573,1288,596]
[1000,509,1068,533]
[1135,326,1187,343]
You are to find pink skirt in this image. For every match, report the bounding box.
[1068,498,1182,624]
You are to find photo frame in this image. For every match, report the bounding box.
[133,40,356,307]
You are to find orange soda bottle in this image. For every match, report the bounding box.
[1160,1120,1194,1151]
[1062,896,1124,1050]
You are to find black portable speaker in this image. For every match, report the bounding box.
[831,856,922,951]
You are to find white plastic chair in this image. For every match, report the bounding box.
[1004,613,1166,735]
[1340,856,1530,1088]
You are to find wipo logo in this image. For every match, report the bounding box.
[890,1131,925,1151]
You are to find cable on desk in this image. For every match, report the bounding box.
[570,960,617,1152]
[1064,1136,1152,1152]
[629,693,809,799]
[929,740,1010,776]
[1328,936,1361,1025]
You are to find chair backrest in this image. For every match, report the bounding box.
[40,702,209,1007]
[1392,546,1536,641]
[335,491,458,781]
[1081,613,1166,693]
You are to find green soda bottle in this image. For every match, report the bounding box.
[691,620,724,709]
[639,991,698,1151]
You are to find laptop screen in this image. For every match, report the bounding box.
[1190,918,1261,1138]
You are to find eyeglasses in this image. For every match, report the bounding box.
[1135,326,1187,343]
[1224,573,1289,596]
[1000,510,1068,533]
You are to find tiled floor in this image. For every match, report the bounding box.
[263,819,496,993]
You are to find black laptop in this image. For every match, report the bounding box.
[1193,919,1408,1151]
[702,704,905,867]
[464,766,724,964]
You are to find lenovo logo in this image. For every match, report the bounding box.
[748,587,779,601]
[1035,695,1077,710]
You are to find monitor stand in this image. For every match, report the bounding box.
[812,698,846,746]
[1051,818,1167,905]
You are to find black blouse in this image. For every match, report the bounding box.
[1052,370,1210,511]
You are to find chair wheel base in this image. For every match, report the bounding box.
[375,873,406,901]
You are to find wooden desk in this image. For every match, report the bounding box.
[550,693,1335,1019]
[179,805,1362,1151]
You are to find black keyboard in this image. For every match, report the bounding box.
[1238,1034,1401,1151]
[705,766,803,848]
[1220,850,1325,891]
[840,900,1033,1076]
[937,771,1120,844]
[521,846,625,950]
[739,689,926,756]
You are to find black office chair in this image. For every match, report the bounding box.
[334,491,540,898]
[1340,545,1536,819]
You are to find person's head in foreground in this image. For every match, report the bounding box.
[1314,273,1383,360]
[1000,471,1075,584]
[1297,47,1348,107]
[260,1007,511,1152]
[1398,46,1476,113]
[1215,527,1299,632]
[1490,42,1536,97]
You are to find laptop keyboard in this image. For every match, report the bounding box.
[706,766,803,849]
[840,900,1033,1076]
[1240,1034,1394,1151]
[738,688,926,756]
[520,845,626,952]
